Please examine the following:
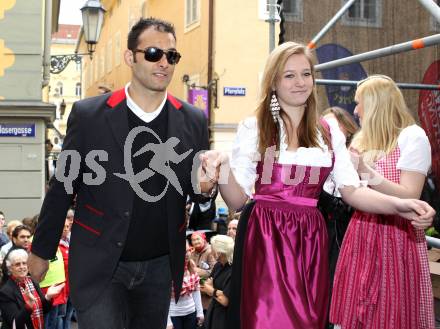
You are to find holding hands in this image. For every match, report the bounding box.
[198,151,229,196]
[199,151,229,184]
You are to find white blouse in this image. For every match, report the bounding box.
[396,124,431,175]
[229,117,361,197]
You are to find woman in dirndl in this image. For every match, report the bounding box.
[200,43,435,329]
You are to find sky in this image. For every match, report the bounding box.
[59,0,84,25]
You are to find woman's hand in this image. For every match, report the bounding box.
[200,277,214,296]
[197,316,204,326]
[394,198,435,229]
[349,148,371,177]
[45,282,65,300]
[24,290,37,309]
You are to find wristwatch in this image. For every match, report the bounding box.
[213,289,218,297]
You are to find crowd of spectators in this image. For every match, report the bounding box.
[0,210,76,329]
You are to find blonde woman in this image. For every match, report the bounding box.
[201,43,435,329]
[330,75,434,329]
[200,235,234,329]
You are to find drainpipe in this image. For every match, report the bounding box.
[42,0,52,88]
[207,0,214,144]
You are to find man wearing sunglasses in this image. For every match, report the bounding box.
[28,17,216,329]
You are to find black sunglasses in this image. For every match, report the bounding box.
[133,47,181,65]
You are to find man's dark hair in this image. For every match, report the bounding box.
[0,211,4,217]
[127,17,176,51]
[11,225,31,239]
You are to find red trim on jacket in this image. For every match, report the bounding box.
[106,88,126,108]
[107,88,182,110]
[73,219,101,236]
[167,93,182,110]
[84,204,104,216]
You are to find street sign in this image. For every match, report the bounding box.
[223,87,246,96]
[0,123,36,137]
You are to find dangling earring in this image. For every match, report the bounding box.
[270,91,281,123]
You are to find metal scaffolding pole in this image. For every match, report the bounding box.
[418,0,440,23]
[307,0,357,49]
[268,0,278,52]
[427,236,440,249]
[315,79,440,90]
[315,34,440,72]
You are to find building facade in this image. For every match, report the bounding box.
[0,0,59,220]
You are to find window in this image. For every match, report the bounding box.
[84,64,90,91]
[342,0,382,27]
[282,0,303,22]
[94,57,98,82]
[75,83,82,97]
[259,0,281,21]
[106,40,113,73]
[115,31,121,66]
[185,0,200,28]
[56,82,63,96]
[430,0,440,31]
[128,3,143,30]
[99,53,105,78]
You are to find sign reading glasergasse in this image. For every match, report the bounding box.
[0,123,36,137]
[223,87,246,96]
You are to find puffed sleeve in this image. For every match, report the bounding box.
[229,117,260,197]
[326,119,361,190]
[396,125,431,175]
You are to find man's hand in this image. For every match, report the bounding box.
[27,253,49,283]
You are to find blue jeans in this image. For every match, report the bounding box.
[171,311,197,329]
[45,304,66,329]
[63,298,75,329]
[76,255,172,329]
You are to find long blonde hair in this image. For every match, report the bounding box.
[351,75,415,160]
[256,42,326,154]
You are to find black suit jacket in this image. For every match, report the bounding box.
[32,89,210,310]
[0,278,51,329]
